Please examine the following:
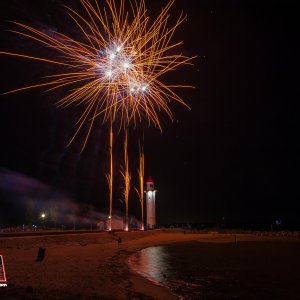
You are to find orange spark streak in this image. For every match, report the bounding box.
[105,120,113,230]
[135,139,145,230]
[120,129,130,231]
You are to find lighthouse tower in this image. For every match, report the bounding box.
[145,176,157,229]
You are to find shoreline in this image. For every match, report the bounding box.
[0,230,297,299]
[127,233,300,300]
[127,247,180,300]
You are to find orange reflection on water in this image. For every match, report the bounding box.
[129,246,170,283]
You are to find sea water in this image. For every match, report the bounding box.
[128,240,300,300]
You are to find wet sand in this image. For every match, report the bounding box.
[0,230,298,299]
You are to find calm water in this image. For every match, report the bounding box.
[129,240,300,300]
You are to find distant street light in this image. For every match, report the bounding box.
[41,213,46,227]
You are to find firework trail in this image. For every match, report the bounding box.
[120,129,130,231]
[105,120,113,230]
[135,139,145,230]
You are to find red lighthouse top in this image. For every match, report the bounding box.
[146,176,154,183]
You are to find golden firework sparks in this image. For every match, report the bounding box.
[135,139,145,230]
[105,120,114,231]
[120,129,130,231]
[1,0,194,148]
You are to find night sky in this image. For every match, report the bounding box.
[0,0,299,227]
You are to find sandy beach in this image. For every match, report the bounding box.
[0,230,299,299]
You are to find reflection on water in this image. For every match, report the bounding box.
[129,241,300,300]
[129,244,205,299]
[129,246,170,284]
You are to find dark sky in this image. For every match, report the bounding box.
[0,0,299,226]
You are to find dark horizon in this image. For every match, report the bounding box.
[0,0,299,227]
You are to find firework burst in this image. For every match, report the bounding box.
[1,0,194,148]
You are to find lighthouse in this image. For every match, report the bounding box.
[145,176,157,229]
